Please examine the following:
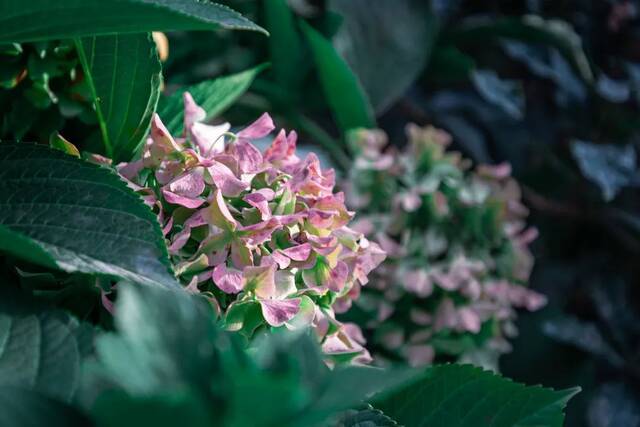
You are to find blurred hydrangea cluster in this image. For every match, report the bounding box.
[342,125,546,367]
[116,93,385,364]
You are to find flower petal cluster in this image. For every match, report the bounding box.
[344,124,545,367]
[119,93,384,363]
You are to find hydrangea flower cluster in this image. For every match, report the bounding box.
[117,93,385,364]
[342,125,546,367]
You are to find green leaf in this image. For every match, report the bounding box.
[0,0,266,44]
[0,289,87,402]
[329,0,438,113]
[0,386,91,427]
[89,285,221,395]
[0,143,178,288]
[332,405,399,427]
[75,33,162,162]
[300,21,375,133]
[157,64,266,135]
[92,389,214,427]
[373,364,580,427]
[264,0,306,92]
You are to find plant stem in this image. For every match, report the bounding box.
[74,38,113,158]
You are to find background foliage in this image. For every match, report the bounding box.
[3,0,629,425]
[157,2,640,426]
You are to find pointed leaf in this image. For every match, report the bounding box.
[75,33,162,162]
[0,290,87,402]
[0,0,266,44]
[300,21,375,133]
[373,364,580,427]
[0,143,178,288]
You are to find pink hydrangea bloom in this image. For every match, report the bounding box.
[344,125,546,367]
[119,93,384,363]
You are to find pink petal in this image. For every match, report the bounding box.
[406,345,435,367]
[169,228,191,253]
[162,216,174,236]
[150,114,181,153]
[434,298,458,332]
[264,129,299,166]
[100,289,115,315]
[457,306,481,333]
[207,161,248,197]
[212,264,244,294]
[191,122,230,157]
[280,243,311,261]
[231,140,264,174]
[167,171,205,198]
[237,113,275,139]
[238,217,282,245]
[260,298,301,327]
[326,261,349,292]
[183,92,206,134]
[290,153,335,196]
[117,160,144,180]
[399,191,422,212]
[404,269,433,298]
[478,162,512,179]
[270,251,291,269]
[243,190,273,220]
[308,209,336,229]
[161,189,205,208]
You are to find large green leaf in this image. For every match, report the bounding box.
[0,143,178,288]
[157,64,266,135]
[0,289,90,402]
[373,364,580,427]
[329,0,437,114]
[0,0,266,44]
[0,386,91,427]
[264,0,306,93]
[75,33,162,162]
[300,21,375,133]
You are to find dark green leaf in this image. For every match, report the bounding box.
[332,405,399,427]
[89,284,220,395]
[75,33,162,162]
[0,386,91,427]
[91,390,214,427]
[0,294,84,402]
[0,143,178,288]
[264,0,306,92]
[158,64,266,135]
[329,0,437,113]
[0,0,266,44]
[300,21,375,133]
[374,364,579,427]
